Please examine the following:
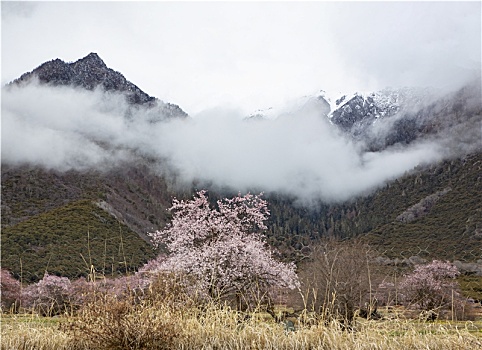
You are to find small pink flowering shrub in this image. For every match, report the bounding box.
[21,273,73,316]
[399,260,463,319]
[69,274,155,311]
[1,269,21,312]
[147,191,299,308]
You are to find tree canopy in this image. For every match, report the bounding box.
[148,191,299,301]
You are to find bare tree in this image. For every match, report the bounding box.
[298,238,379,325]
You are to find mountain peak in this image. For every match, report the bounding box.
[8,53,188,118]
[12,53,155,105]
[75,52,107,68]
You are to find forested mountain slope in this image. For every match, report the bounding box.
[2,151,480,281]
[258,152,481,262]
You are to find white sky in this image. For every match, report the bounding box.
[1,1,481,115]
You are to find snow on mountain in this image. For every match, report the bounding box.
[247,81,480,155]
[330,83,481,152]
[246,91,332,121]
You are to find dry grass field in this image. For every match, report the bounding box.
[2,306,481,350]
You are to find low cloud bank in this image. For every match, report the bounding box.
[2,82,448,203]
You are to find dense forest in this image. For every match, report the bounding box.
[2,151,481,282]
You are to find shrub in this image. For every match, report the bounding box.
[297,238,379,324]
[1,268,21,312]
[399,260,464,320]
[21,273,72,316]
[63,288,179,350]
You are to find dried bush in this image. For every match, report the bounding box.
[297,238,379,324]
[62,290,179,350]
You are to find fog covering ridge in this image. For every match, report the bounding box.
[2,78,480,204]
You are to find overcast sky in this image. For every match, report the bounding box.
[2,1,481,204]
[2,1,480,115]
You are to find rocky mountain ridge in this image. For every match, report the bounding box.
[9,52,188,120]
[327,82,481,152]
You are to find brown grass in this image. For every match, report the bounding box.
[3,274,481,350]
[2,306,481,350]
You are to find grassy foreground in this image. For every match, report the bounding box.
[2,309,481,350]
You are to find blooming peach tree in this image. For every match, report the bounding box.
[148,191,299,303]
[399,260,461,317]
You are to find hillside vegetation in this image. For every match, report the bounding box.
[2,151,481,282]
[1,199,155,283]
[263,152,482,263]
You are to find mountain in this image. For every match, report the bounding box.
[9,52,188,120]
[0,158,185,282]
[3,150,481,281]
[328,87,433,134]
[251,81,481,154]
[327,81,481,152]
[2,54,481,282]
[263,151,482,268]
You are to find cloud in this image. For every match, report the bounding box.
[153,106,444,203]
[1,82,447,204]
[3,1,478,203]
[1,82,137,170]
[1,1,38,20]
[3,2,479,115]
[327,2,481,92]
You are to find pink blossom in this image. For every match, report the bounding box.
[146,191,299,300]
[21,273,72,316]
[399,260,460,312]
[1,269,21,311]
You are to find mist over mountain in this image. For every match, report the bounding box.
[2,53,481,281]
[4,53,479,204]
